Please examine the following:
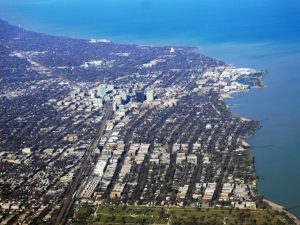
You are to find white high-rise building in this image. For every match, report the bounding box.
[114,95,122,105]
[107,84,114,91]
[146,89,154,102]
[98,84,107,97]
[89,89,95,99]
[119,89,127,101]
[112,102,117,111]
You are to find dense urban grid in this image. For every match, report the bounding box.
[0,19,297,225]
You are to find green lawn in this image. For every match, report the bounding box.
[71,205,292,225]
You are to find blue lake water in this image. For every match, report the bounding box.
[0,0,300,218]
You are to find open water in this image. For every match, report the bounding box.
[0,0,299,217]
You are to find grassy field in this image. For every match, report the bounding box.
[71,205,293,225]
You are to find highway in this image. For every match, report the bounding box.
[54,103,112,225]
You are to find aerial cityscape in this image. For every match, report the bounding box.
[0,1,300,225]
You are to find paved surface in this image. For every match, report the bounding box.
[54,104,112,225]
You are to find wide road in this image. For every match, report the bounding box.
[54,103,112,225]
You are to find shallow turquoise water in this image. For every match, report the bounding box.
[0,0,300,217]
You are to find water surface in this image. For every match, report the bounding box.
[0,0,299,217]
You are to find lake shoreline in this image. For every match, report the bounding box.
[0,4,300,218]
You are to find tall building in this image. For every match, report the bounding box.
[89,89,95,99]
[107,84,114,91]
[112,101,117,111]
[119,89,127,101]
[136,91,145,103]
[146,89,154,102]
[98,84,107,97]
[114,95,122,105]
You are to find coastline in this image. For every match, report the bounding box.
[224,83,299,224]
[239,128,300,224]
[1,16,300,223]
[263,199,300,224]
